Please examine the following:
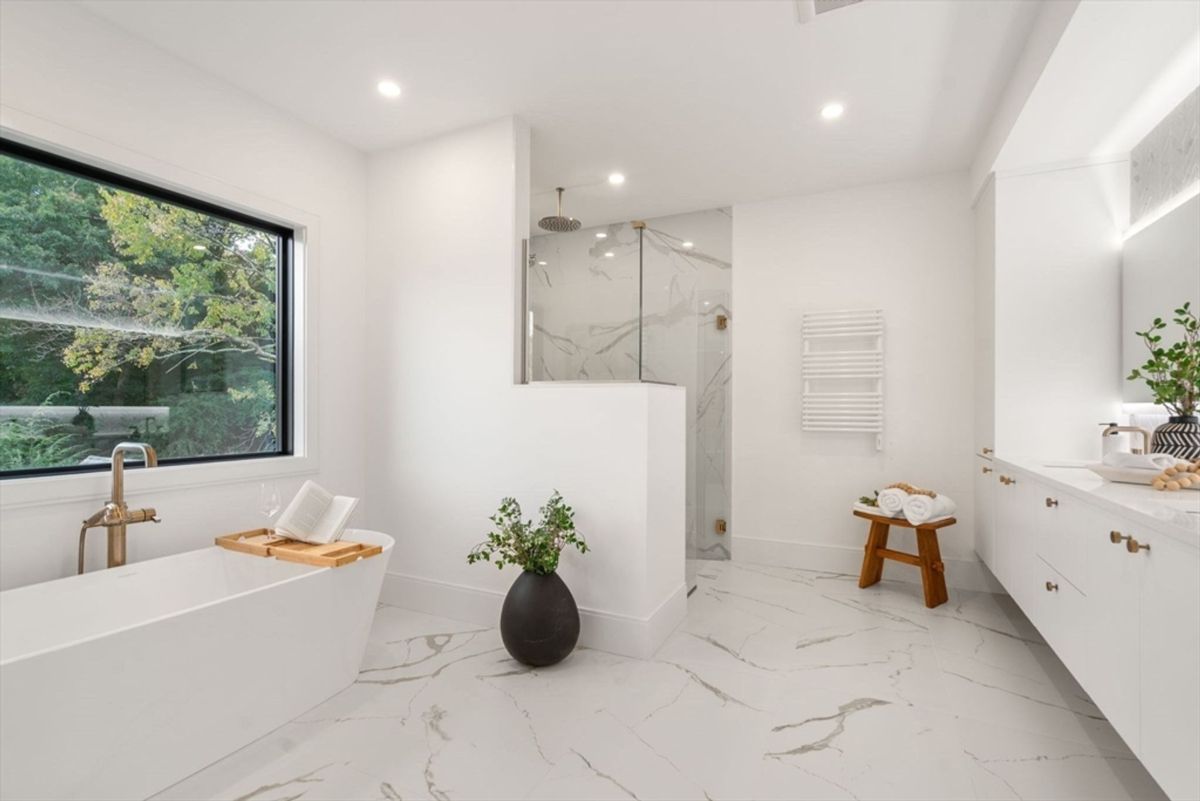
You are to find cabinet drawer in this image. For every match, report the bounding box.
[1034,492,1091,594]
[1034,557,1087,678]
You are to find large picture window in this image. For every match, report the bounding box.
[0,139,292,476]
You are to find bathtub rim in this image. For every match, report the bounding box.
[0,528,393,667]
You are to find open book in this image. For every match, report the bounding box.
[275,480,359,544]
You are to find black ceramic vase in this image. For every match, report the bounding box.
[500,570,580,667]
[1152,416,1200,460]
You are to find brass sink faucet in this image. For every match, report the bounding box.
[78,442,162,574]
[1100,423,1153,455]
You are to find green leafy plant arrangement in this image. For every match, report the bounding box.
[467,491,588,575]
[1127,302,1200,417]
[857,490,880,507]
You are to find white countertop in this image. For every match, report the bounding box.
[996,457,1200,548]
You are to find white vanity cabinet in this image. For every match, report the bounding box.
[990,460,1200,800]
[974,455,995,567]
[991,471,1088,677]
[992,470,1040,610]
[1138,529,1200,800]
[1081,509,1141,751]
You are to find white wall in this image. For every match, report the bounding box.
[970,0,1078,198]
[974,178,997,456]
[0,2,369,589]
[365,118,686,657]
[993,160,1127,461]
[731,173,988,589]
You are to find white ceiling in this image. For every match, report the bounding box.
[996,0,1200,173]
[81,0,1038,227]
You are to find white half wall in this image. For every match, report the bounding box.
[0,2,369,590]
[732,173,992,591]
[365,118,686,659]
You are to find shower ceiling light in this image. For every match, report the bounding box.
[608,173,625,186]
[377,80,402,99]
[821,102,845,120]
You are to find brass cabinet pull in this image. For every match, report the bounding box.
[1110,530,1130,545]
[1045,497,1059,508]
[981,466,993,474]
[1045,580,1058,592]
[982,447,994,455]
[999,475,1016,485]
[1126,538,1151,554]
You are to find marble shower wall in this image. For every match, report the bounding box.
[528,208,732,560]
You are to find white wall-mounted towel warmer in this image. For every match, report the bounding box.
[801,308,884,450]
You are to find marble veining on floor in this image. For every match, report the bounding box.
[154,562,1165,801]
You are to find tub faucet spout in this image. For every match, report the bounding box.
[78,442,161,574]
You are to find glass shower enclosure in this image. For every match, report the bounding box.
[524,208,732,568]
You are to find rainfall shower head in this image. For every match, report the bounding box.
[538,187,581,232]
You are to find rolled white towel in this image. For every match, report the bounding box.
[1103,452,1178,471]
[877,487,908,517]
[903,493,956,525]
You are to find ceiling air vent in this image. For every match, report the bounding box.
[795,0,865,24]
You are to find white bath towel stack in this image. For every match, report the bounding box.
[902,493,957,525]
[876,488,908,518]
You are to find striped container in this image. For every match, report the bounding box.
[1151,416,1200,460]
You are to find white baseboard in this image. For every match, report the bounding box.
[379,571,688,660]
[732,536,1004,594]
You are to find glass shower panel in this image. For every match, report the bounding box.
[636,210,732,560]
[527,222,641,381]
[526,208,732,565]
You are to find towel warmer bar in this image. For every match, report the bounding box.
[801,308,884,450]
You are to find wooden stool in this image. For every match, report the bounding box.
[853,509,955,608]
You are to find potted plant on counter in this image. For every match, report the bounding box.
[468,491,588,666]
[1128,302,1200,459]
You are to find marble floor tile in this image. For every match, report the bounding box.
[154,561,1166,801]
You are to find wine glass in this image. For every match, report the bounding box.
[258,481,281,531]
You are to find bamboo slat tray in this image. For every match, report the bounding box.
[215,528,382,567]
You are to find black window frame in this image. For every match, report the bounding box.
[0,137,295,479]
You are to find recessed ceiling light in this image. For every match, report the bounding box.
[604,251,615,258]
[681,241,694,249]
[608,173,625,186]
[377,80,402,99]
[595,232,607,239]
[537,260,547,266]
[821,102,845,120]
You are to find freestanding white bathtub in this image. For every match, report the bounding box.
[0,529,393,801]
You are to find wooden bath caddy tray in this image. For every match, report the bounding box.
[216,529,382,567]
